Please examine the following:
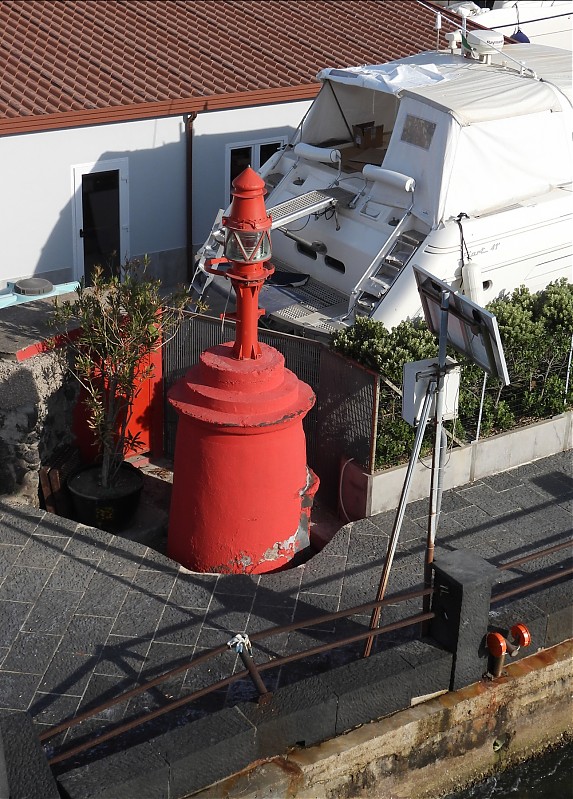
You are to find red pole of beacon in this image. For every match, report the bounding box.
[167,168,318,574]
[204,167,274,360]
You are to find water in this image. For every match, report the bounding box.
[446,741,573,798]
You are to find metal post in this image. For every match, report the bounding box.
[227,633,272,705]
[364,380,436,658]
[424,289,450,610]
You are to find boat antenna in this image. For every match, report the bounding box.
[434,11,442,52]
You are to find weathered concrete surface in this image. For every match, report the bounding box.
[0,351,77,504]
[193,640,573,799]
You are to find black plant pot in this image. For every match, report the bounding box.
[67,462,144,532]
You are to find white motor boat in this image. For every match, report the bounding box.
[194,34,572,339]
[433,2,572,50]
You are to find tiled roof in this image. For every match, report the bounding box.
[0,0,477,134]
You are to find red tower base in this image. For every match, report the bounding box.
[167,341,318,574]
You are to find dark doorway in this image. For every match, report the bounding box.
[81,170,120,284]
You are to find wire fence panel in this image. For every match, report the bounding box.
[313,348,379,506]
[162,314,378,507]
[163,314,322,463]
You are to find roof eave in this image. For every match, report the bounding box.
[0,84,320,136]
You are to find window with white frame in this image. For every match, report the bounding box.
[226,138,286,202]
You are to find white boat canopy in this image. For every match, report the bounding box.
[314,45,572,227]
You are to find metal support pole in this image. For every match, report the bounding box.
[364,380,436,658]
[227,633,272,705]
[424,289,450,613]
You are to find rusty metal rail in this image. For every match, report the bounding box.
[46,609,434,766]
[40,587,431,748]
[40,537,571,765]
[492,564,573,603]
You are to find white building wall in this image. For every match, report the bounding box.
[0,99,312,291]
[191,100,312,249]
[0,116,186,289]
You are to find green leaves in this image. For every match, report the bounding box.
[50,256,193,488]
[331,280,573,469]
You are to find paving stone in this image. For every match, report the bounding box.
[0,670,42,710]
[45,557,97,592]
[321,524,350,557]
[1,632,60,674]
[0,565,51,602]
[0,519,32,546]
[110,592,167,638]
[258,566,303,597]
[0,599,32,640]
[139,547,178,573]
[0,504,43,536]
[78,672,135,721]
[292,592,340,633]
[39,650,94,696]
[40,515,81,536]
[247,601,295,633]
[531,471,573,498]
[214,573,259,596]
[300,554,346,595]
[447,505,501,538]
[346,531,389,566]
[59,614,115,655]
[29,691,81,725]
[169,572,219,608]
[0,544,24,578]
[0,709,61,799]
[458,483,525,517]
[23,589,82,635]
[64,528,112,560]
[17,534,69,569]
[98,537,145,577]
[94,635,151,679]
[76,571,131,617]
[131,568,177,596]
[141,641,196,680]
[153,605,205,647]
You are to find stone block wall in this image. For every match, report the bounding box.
[0,352,77,505]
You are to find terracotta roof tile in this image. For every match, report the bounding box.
[0,0,481,134]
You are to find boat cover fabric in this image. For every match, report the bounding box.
[319,44,572,123]
[318,45,572,226]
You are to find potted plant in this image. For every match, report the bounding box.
[50,256,192,531]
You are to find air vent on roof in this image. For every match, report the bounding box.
[13,278,54,296]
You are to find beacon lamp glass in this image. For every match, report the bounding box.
[224,228,272,264]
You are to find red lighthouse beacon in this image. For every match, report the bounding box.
[167,168,318,573]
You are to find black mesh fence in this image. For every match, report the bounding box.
[162,314,378,508]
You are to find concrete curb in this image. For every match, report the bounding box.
[342,411,573,517]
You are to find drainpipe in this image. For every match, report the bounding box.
[185,112,198,282]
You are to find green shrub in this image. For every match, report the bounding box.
[331,280,573,470]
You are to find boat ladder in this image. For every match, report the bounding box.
[268,187,354,230]
[350,214,425,318]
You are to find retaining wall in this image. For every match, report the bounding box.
[0,352,77,505]
[341,411,573,518]
[199,641,572,799]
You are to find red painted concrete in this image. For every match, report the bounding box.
[72,348,163,463]
[168,341,316,573]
